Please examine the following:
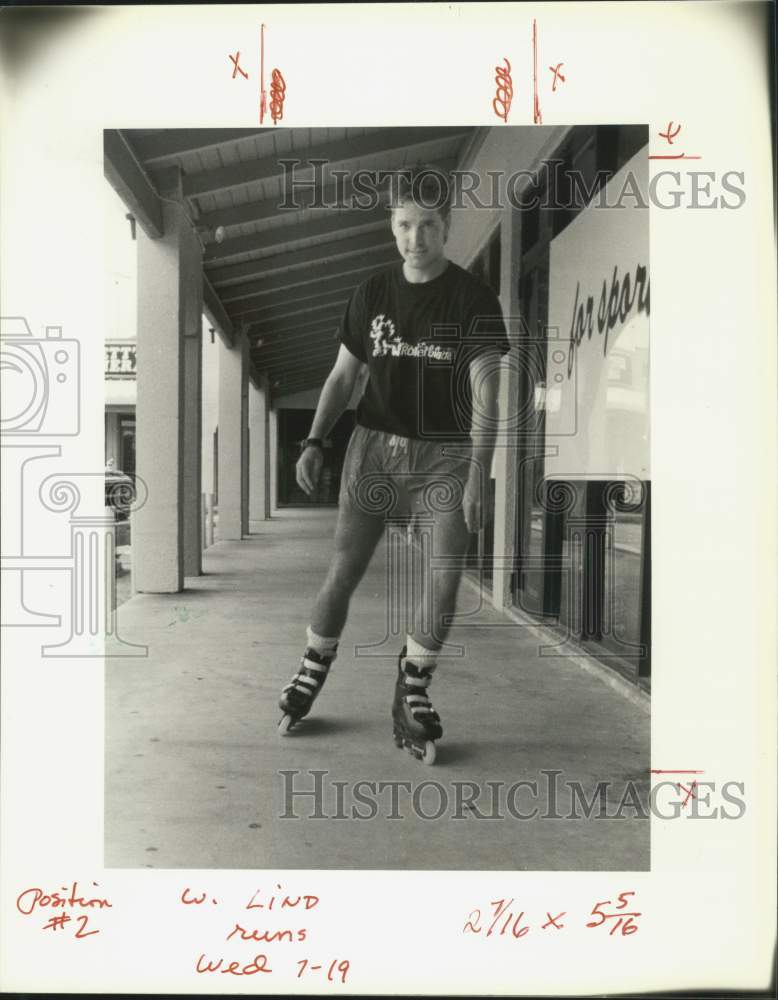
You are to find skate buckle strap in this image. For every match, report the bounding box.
[284,647,333,697]
[400,655,440,721]
[402,659,436,686]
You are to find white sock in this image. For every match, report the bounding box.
[406,636,438,671]
[306,626,339,661]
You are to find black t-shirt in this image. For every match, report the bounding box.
[338,260,510,440]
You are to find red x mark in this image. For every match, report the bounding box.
[678,780,698,807]
[542,911,566,930]
[549,62,565,91]
[229,51,249,80]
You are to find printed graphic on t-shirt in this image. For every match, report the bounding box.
[369,313,454,361]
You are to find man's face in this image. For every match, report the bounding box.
[391,200,449,273]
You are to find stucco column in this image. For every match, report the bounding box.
[182,292,203,576]
[241,338,250,536]
[133,202,200,592]
[269,407,279,514]
[249,375,271,526]
[491,206,523,610]
[217,329,249,540]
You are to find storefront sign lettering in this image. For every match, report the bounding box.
[566,263,650,377]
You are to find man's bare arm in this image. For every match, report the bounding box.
[462,350,501,531]
[308,345,367,438]
[297,345,367,496]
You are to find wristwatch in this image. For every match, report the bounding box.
[300,437,324,453]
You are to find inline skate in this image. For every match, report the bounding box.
[391,646,442,765]
[278,646,335,735]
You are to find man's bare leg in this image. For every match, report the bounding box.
[279,502,386,731]
[391,507,471,757]
[309,502,387,637]
[412,506,471,652]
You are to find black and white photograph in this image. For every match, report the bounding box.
[2,4,775,995]
[104,124,651,870]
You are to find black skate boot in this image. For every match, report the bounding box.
[278,646,336,735]
[392,646,442,765]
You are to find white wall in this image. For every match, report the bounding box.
[446,125,570,267]
[104,181,137,341]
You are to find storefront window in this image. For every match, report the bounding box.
[512,124,651,683]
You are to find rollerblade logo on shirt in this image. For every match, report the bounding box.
[369,313,453,361]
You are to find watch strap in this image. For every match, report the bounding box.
[301,438,324,452]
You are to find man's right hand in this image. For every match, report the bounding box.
[296,446,324,496]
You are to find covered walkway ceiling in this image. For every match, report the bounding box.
[105,127,480,398]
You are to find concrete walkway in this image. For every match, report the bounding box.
[106,510,650,871]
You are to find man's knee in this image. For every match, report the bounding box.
[329,509,384,578]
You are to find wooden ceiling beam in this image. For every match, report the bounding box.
[234,293,349,326]
[255,339,339,367]
[269,367,334,394]
[183,126,470,198]
[203,276,235,347]
[259,354,338,382]
[228,271,373,317]
[249,310,344,339]
[104,129,164,238]
[207,233,396,287]
[204,209,386,265]
[251,323,339,353]
[126,128,273,164]
[220,251,396,303]
[197,155,457,232]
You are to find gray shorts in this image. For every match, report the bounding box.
[339,425,472,518]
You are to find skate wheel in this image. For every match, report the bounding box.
[278,713,295,736]
[392,731,403,749]
[422,741,436,765]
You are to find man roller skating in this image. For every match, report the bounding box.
[278,165,509,764]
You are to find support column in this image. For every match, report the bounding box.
[249,375,271,526]
[491,204,523,611]
[241,337,250,536]
[269,407,279,515]
[217,329,249,540]
[183,284,204,576]
[134,201,200,592]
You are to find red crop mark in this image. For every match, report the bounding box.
[532,19,542,124]
[649,121,701,160]
[659,121,681,144]
[549,62,565,91]
[229,51,248,80]
[259,25,267,123]
[269,69,286,124]
[492,58,513,123]
[678,780,698,807]
[649,769,704,774]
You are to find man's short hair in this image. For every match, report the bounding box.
[389,163,452,220]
